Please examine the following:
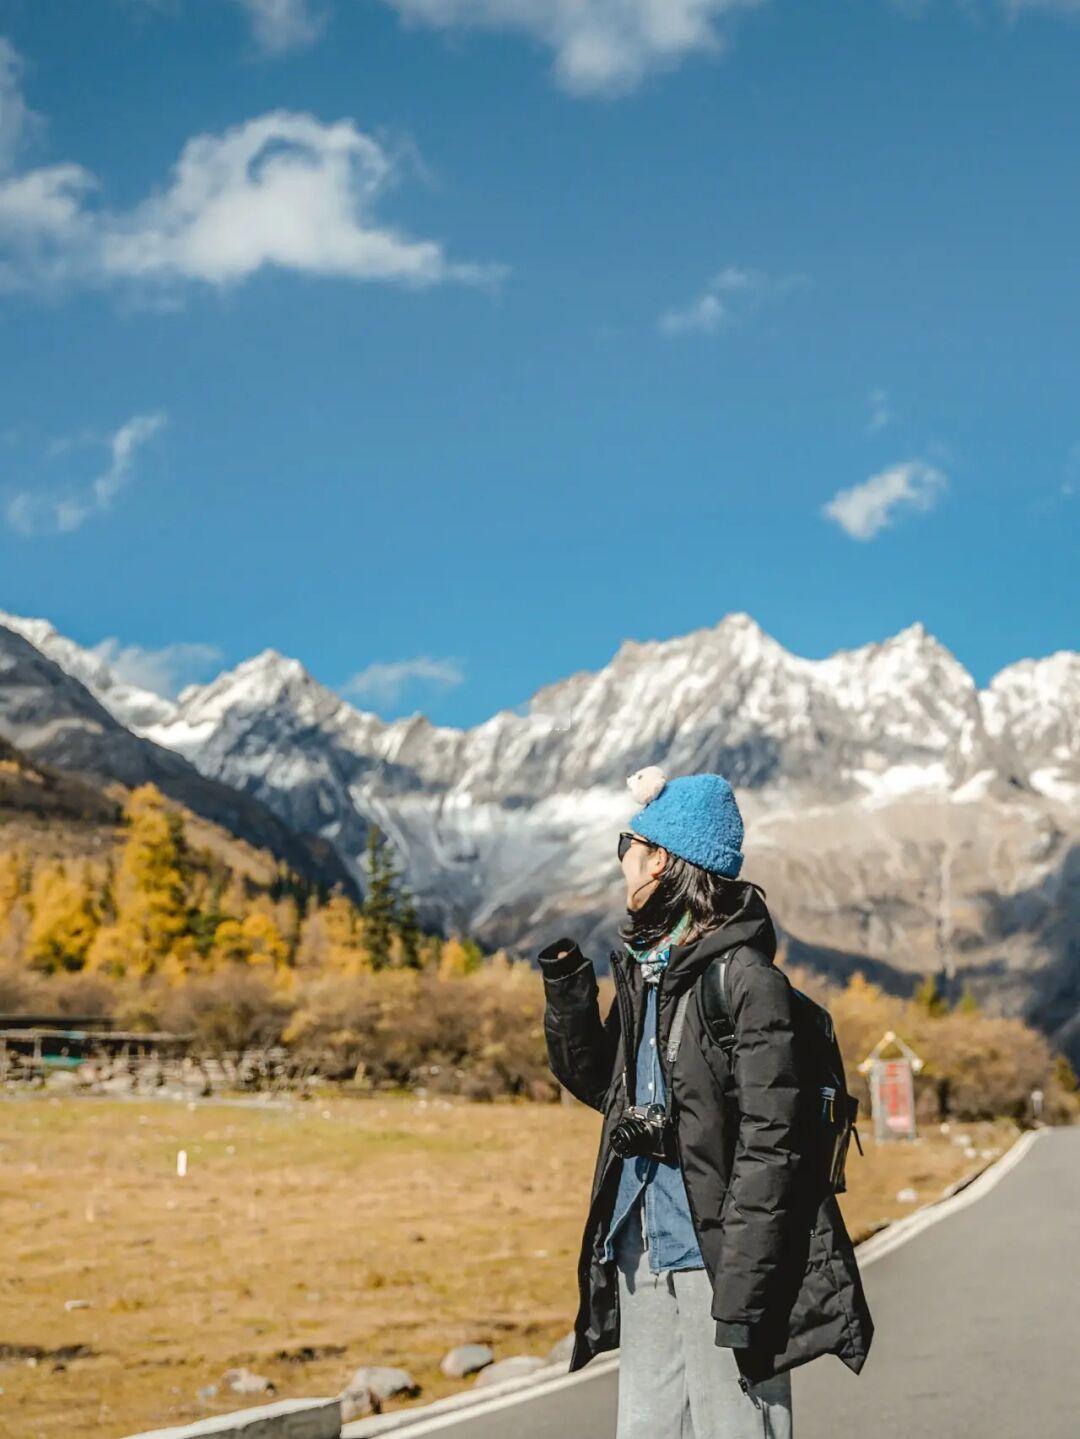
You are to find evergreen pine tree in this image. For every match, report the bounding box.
[914,970,949,1017]
[97,857,117,926]
[397,885,422,969]
[361,824,399,969]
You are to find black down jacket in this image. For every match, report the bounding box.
[538,882,874,1390]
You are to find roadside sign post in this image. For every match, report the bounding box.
[858,1031,925,1142]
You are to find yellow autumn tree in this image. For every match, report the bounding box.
[318,892,373,975]
[0,848,30,966]
[209,911,288,969]
[242,911,288,967]
[272,895,300,956]
[0,847,29,925]
[26,864,97,972]
[158,935,204,987]
[84,922,134,980]
[85,785,190,977]
[438,935,480,979]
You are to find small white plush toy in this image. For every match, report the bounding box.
[626,766,668,806]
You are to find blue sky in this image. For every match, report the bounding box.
[0,0,1076,726]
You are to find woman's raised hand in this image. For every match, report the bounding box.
[538,937,585,965]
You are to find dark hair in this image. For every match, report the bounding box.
[617,845,765,953]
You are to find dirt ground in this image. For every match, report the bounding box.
[0,1090,1019,1439]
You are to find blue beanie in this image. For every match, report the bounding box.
[626,767,744,878]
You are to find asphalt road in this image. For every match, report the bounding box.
[369,1126,1077,1439]
[792,1124,1078,1438]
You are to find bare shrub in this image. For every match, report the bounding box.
[284,959,551,1095]
[156,969,294,1053]
[0,960,45,1012]
[46,970,115,1019]
[788,963,1079,1125]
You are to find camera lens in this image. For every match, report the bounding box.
[611,1114,647,1157]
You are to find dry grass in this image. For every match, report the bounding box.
[0,1092,1020,1439]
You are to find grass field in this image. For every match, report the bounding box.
[0,1091,1019,1439]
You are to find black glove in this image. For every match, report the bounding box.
[715,1319,753,1349]
[537,937,587,979]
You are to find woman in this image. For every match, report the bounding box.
[538,767,873,1439]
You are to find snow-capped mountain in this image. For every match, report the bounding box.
[4,606,1072,830]
[981,651,1080,803]
[0,623,352,894]
[0,610,177,733]
[2,607,1077,1061]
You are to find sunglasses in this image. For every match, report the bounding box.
[617,830,655,863]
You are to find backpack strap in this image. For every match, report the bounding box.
[664,950,760,1104]
[700,954,736,1050]
[699,943,777,1047]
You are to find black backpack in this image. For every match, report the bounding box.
[699,948,864,1194]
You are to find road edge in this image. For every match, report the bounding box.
[852,1124,1044,1267]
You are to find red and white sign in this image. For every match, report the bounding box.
[871,1057,916,1141]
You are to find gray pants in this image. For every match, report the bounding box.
[614,1199,794,1439]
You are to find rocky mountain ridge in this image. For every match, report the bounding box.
[0,623,353,895]
[1,608,1076,1061]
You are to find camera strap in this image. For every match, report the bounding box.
[657,986,696,1122]
[665,987,694,1065]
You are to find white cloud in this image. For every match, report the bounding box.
[659,290,728,336]
[91,638,224,698]
[134,0,1080,83]
[343,655,465,706]
[131,1,325,56]
[379,0,763,95]
[822,459,947,541]
[237,0,325,53]
[0,45,499,297]
[865,388,892,435]
[97,113,494,288]
[0,36,40,171]
[5,412,167,536]
[659,265,804,336]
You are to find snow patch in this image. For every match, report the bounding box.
[852,762,952,802]
[952,768,997,803]
[1029,768,1080,804]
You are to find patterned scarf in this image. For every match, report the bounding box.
[624,908,693,985]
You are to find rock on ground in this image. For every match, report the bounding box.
[341,1365,419,1401]
[221,1366,276,1395]
[472,1355,548,1388]
[545,1332,575,1365]
[440,1343,493,1378]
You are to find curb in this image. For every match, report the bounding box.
[120,1397,342,1439]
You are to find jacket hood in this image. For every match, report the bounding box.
[661,880,777,986]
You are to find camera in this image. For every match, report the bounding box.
[610,1102,677,1162]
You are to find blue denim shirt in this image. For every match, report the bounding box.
[602,978,705,1273]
